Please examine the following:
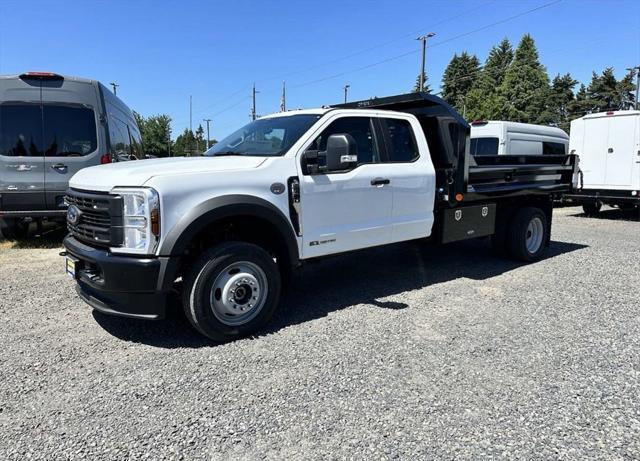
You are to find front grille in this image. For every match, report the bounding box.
[66,191,122,247]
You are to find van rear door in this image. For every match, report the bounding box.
[41,79,101,210]
[605,113,637,188]
[0,77,46,212]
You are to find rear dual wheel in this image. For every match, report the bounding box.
[493,207,549,262]
[182,241,282,342]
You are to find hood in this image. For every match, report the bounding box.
[70,156,267,192]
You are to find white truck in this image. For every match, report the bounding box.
[564,110,640,214]
[61,93,579,342]
[470,120,569,156]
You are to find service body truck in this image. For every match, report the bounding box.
[564,110,640,214]
[470,120,569,157]
[62,93,579,342]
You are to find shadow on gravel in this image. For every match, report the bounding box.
[0,222,66,250]
[570,207,639,222]
[93,238,587,348]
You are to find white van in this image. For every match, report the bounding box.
[565,110,640,214]
[470,121,569,156]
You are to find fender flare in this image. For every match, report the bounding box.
[158,195,300,268]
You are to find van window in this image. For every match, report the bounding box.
[0,103,43,156]
[0,103,96,157]
[128,124,143,159]
[108,116,132,160]
[382,118,419,162]
[43,105,97,157]
[542,141,566,155]
[509,139,543,155]
[470,137,499,156]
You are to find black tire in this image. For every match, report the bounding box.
[582,202,601,216]
[182,241,281,342]
[0,218,29,240]
[506,207,548,262]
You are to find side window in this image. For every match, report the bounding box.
[543,141,566,155]
[509,139,543,155]
[108,116,131,160]
[382,118,419,162]
[309,116,379,164]
[471,137,499,156]
[128,124,143,159]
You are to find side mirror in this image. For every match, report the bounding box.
[325,133,358,171]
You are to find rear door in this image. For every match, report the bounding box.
[42,80,101,209]
[605,114,638,188]
[0,76,46,211]
[580,117,609,187]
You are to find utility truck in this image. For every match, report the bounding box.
[62,93,579,342]
[564,110,640,214]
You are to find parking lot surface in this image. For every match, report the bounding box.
[0,207,639,460]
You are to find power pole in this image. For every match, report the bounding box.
[189,95,193,132]
[203,118,212,149]
[251,83,259,121]
[280,81,286,112]
[627,65,640,110]
[110,82,119,95]
[343,84,350,104]
[416,32,436,91]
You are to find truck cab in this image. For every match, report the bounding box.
[62,93,578,342]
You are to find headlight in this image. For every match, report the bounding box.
[110,187,160,255]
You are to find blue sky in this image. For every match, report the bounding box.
[1,0,639,140]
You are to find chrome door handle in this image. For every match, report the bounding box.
[371,178,390,186]
[51,163,68,172]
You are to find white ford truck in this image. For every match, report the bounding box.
[62,93,579,341]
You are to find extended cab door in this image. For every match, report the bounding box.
[297,115,393,258]
[377,116,435,242]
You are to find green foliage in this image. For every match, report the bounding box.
[548,73,578,132]
[412,72,431,93]
[174,128,197,156]
[496,34,550,124]
[134,112,173,157]
[441,51,481,114]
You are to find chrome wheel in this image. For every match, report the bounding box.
[209,261,268,326]
[525,217,544,254]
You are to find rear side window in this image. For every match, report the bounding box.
[510,139,543,155]
[309,116,379,164]
[543,141,566,155]
[128,124,143,159]
[382,118,419,162]
[43,105,97,157]
[0,103,42,156]
[0,103,96,157]
[470,137,499,156]
[108,116,132,160]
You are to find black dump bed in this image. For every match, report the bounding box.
[334,92,578,208]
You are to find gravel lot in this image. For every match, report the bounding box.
[0,206,639,460]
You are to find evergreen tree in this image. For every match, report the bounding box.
[195,124,205,153]
[567,84,592,120]
[174,128,197,157]
[616,70,636,109]
[497,34,551,123]
[412,71,431,93]
[465,38,513,120]
[548,73,578,132]
[441,52,481,113]
[587,68,619,111]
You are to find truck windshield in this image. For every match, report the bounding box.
[204,114,321,157]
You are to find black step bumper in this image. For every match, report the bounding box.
[63,235,178,320]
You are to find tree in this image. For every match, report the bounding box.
[547,73,578,132]
[497,34,551,124]
[616,69,636,110]
[173,128,197,156]
[135,113,173,157]
[441,52,481,114]
[412,71,431,93]
[465,38,514,120]
[195,124,205,153]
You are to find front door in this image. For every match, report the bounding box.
[298,115,393,258]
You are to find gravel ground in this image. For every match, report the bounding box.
[0,206,639,460]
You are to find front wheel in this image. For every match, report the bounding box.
[506,207,548,262]
[182,241,282,342]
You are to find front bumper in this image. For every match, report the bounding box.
[63,235,178,320]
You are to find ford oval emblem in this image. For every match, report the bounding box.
[270,183,286,195]
[67,205,81,225]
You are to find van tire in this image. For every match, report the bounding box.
[506,207,548,262]
[182,241,281,342]
[582,202,601,216]
[0,219,29,240]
